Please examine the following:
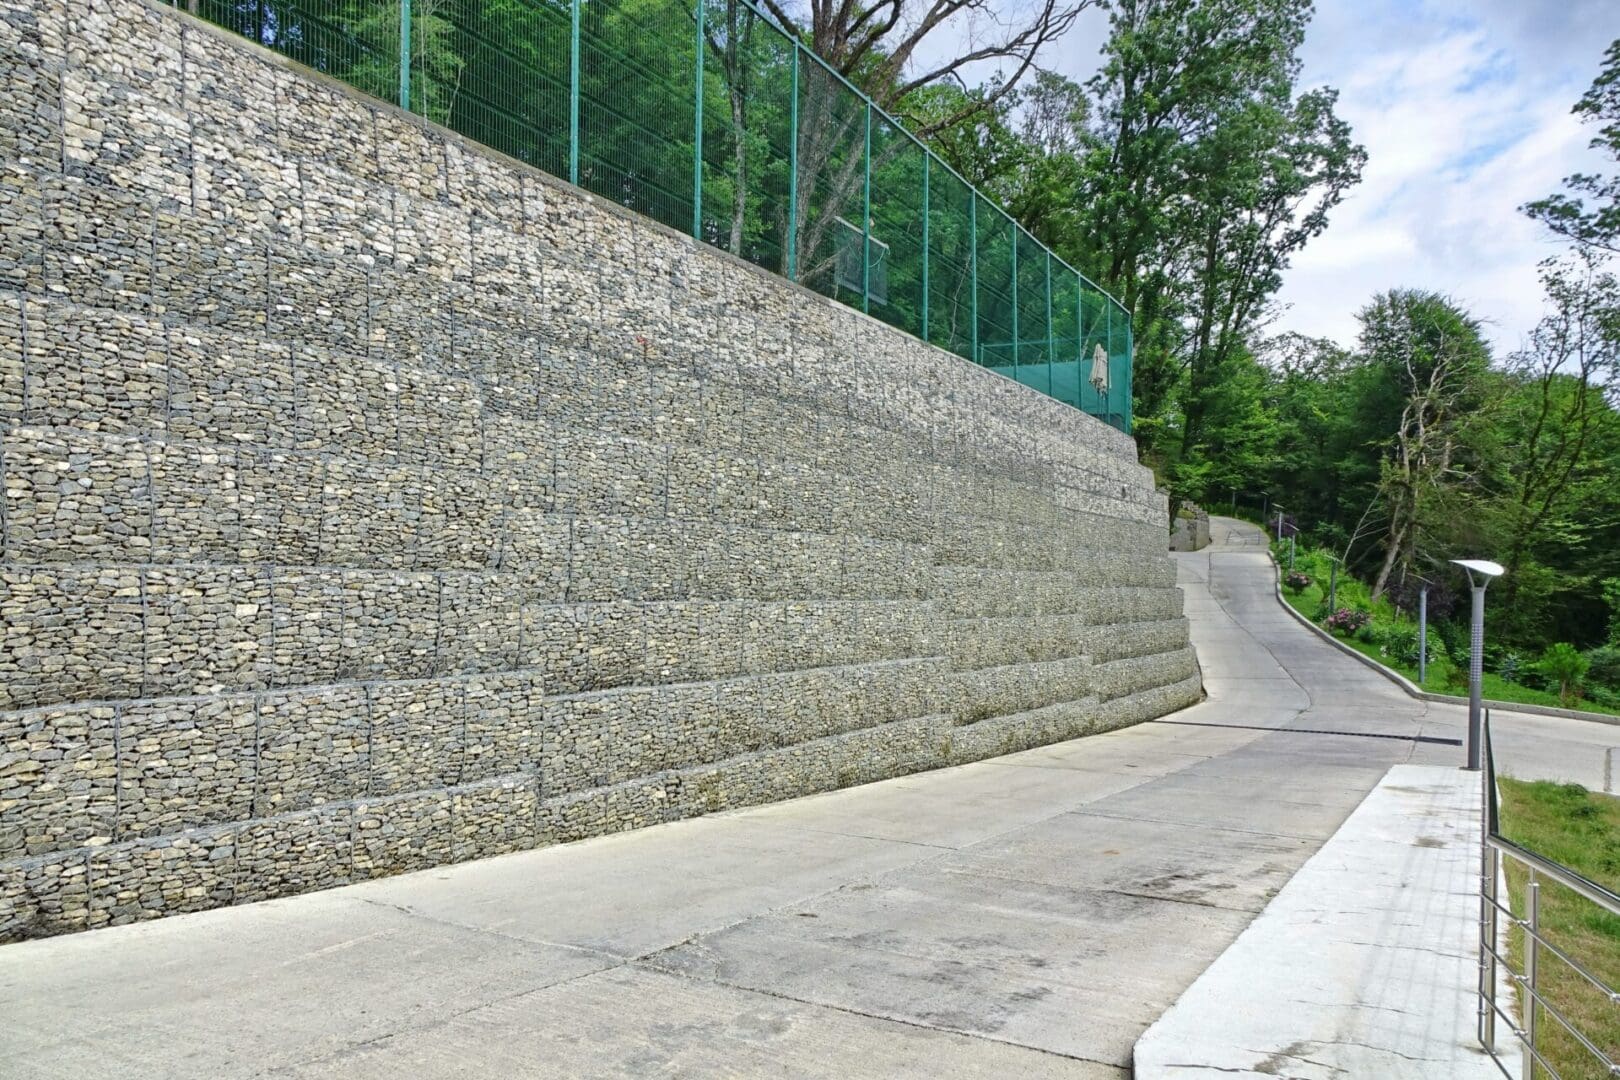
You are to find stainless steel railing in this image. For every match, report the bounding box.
[1479,714,1620,1079]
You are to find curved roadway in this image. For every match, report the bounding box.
[0,518,1611,1078]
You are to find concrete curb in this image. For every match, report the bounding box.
[1268,559,1620,728]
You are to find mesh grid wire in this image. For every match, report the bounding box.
[866,115,924,338]
[795,57,867,307]
[1014,230,1051,397]
[925,162,975,363]
[1051,267,1081,410]
[975,197,1016,376]
[168,0,1133,432]
[428,0,570,177]
[577,0,694,232]
[698,0,793,272]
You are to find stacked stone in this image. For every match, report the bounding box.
[0,0,1199,941]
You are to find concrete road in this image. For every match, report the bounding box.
[0,518,1608,1078]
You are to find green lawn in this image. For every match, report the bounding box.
[1270,552,1615,717]
[1497,779,1620,1079]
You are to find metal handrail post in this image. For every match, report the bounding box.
[1481,712,1498,1051]
[1524,874,1539,1080]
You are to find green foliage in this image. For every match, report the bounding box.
[1523,39,1620,254]
[1587,645,1620,692]
[1605,578,1620,645]
[1539,642,1592,705]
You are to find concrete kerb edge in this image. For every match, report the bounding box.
[1266,558,1620,728]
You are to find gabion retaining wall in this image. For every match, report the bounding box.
[0,0,1200,941]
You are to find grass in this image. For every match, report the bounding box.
[1497,779,1620,1079]
[1270,543,1617,718]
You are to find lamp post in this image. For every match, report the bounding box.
[1418,584,1428,686]
[1452,559,1505,772]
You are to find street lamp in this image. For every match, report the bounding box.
[1452,559,1505,771]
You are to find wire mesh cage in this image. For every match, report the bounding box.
[166,0,1134,432]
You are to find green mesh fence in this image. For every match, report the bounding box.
[167,0,1133,432]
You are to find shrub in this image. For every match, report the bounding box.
[1376,623,1436,667]
[1585,645,1620,693]
[1497,651,1523,684]
[1538,643,1590,706]
[1284,571,1312,593]
[1325,608,1371,635]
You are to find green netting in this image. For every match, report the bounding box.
[698,0,793,271]
[426,0,570,176]
[1013,231,1051,396]
[795,58,868,308]
[976,198,1016,375]
[925,162,975,361]
[189,0,401,100]
[1051,268,1081,410]
[577,0,694,232]
[170,0,1134,432]
[867,117,924,339]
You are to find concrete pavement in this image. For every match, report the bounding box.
[0,516,1603,1077]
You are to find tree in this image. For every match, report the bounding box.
[1491,254,1620,611]
[1524,39,1620,254]
[1538,642,1590,706]
[1074,0,1364,444]
[1355,291,1492,601]
[1175,85,1364,464]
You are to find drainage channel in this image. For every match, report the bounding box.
[1152,718,1462,746]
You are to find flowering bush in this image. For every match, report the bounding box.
[1325,607,1371,635]
[1284,571,1312,593]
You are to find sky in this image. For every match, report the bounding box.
[930,0,1620,356]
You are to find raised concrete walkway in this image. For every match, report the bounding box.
[0,518,1606,1077]
[1134,763,1505,1078]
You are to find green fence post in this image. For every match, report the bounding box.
[692,0,704,238]
[921,153,930,344]
[970,196,978,364]
[1045,251,1053,395]
[1011,221,1019,375]
[786,43,799,281]
[1124,308,1134,433]
[862,102,872,315]
[398,0,411,112]
[1075,272,1084,411]
[1105,300,1113,427]
[569,0,581,185]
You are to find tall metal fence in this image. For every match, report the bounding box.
[168,0,1134,433]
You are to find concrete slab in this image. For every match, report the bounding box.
[647,866,1253,1068]
[0,894,614,1080]
[340,814,946,958]
[281,965,1123,1079]
[1132,764,1512,1079]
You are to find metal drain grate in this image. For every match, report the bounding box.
[1152,719,1462,746]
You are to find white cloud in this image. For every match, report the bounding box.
[1272,0,1618,355]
